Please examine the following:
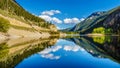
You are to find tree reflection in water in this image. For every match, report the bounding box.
[66,36,120,63]
[0,37,58,68]
[0,36,120,68]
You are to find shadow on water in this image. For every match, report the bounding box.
[0,37,58,68]
[65,35,120,64]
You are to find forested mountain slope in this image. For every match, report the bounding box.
[0,0,58,39]
[63,6,120,34]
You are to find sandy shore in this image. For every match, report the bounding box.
[0,33,8,44]
[8,28,50,39]
[0,28,51,41]
[0,13,58,41]
[86,33,105,37]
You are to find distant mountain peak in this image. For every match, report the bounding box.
[87,11,106,19]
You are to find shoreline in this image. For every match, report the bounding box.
[86,33,120,37]
[86,33,105,37]
[0,31,51,41]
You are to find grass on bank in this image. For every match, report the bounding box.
[0,16,10,32]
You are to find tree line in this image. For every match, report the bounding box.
[0,0,52,28]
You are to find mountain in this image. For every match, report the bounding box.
[65,37,107,58]
[0,0,48,27]
[62,11,106,32]
[87,11,106,19]
[0,0,58,39]
[63,6,120,34]
[73,11,106,32]
[65,36,120,63]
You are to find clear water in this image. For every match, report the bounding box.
[0,36,120,68]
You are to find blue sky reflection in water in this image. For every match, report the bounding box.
[16,39,120,68]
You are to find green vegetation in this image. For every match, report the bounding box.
[93,36,105,44]
[92,36,111,44]
[63,31,79,34]
[11,25,35,31]
[0,43,8,60]
[0,38,57,68]
[93,27,105,34]
[0,0,52,28]
[92,27,112,34]
[105,28,113,34]
[0,17,10,32]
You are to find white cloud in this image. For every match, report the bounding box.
[64,46,73,51]
[52,45,62,52]
[39,15,62,24]
[39,15,52,22]
[72,46,80,52]
[39,48,52,54]
[52,17,62,24]
[39,45,62,54]
[80,18,85,21]
[39,10,62,24]
[64,18,72,24]
[56,26,64,30]
[41,10,61,16]
[38,45,62,60]
[72,18,81,23]
[39,10,85,25]
[64,18,85,24]
[64,45,85,52]
[38,44,85,60]
[41,53,60,60]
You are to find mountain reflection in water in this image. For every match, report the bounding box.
[66,36,120,63]
[0,37,58,68]
[0,36,120,68]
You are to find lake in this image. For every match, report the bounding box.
[0,36,120,68]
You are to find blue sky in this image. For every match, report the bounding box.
[16,0,120,29]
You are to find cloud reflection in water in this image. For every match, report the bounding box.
[39,45,85,60]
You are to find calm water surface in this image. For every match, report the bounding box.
[0,36,120,68]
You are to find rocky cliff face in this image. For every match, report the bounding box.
[103,9,120,34]
[62,11,106,32]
